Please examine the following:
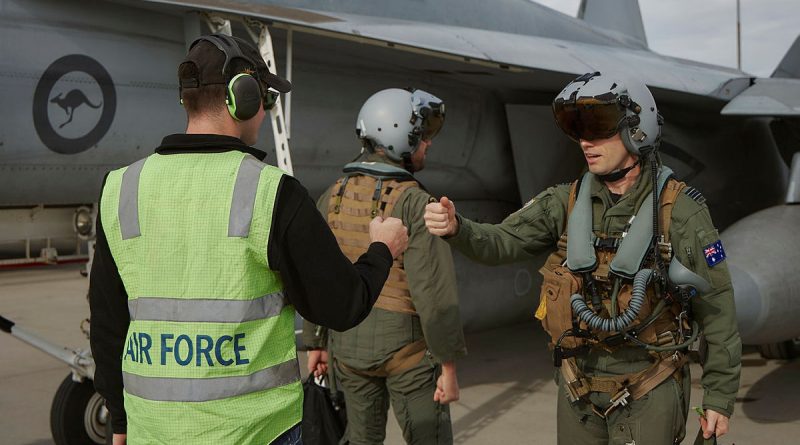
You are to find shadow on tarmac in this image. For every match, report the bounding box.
[451,322,553,443]
[741,358,800,423]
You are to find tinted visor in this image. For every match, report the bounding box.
[553,96,625,142]
[420,102,445,141]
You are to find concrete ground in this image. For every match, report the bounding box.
[1,264,798,444]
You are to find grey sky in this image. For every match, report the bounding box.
[532,0,799,77]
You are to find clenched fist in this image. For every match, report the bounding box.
[434,361,460,404]
[307,349,328,378]
[369,216,408,258]
[424,196,458,237]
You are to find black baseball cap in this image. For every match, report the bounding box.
[180,34,291,93]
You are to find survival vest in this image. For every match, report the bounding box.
[327,162,419,315]
[537,167,691,415]
[324,162,428,376]
[536,167,687,349]
[101,151,301,445]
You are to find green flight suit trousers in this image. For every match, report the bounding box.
[335,356,453,445]
[556,349,691,445]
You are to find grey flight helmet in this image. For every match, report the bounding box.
[356,88,445,165]
[552,72,662,156]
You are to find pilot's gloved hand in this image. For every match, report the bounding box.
[424,197,458,237]
[369,216,408,258]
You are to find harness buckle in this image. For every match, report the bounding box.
[564,374,588,404]
[603,387,631,417]
[674,310,695,344]
[560,357,590,403]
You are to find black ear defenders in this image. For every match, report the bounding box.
[226,73,262,121]
[188,34,264,121]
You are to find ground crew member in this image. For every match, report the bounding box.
[303,88,467,445]
[89,34,409,445]
[424,72,741,444]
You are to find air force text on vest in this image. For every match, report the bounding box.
[124,332,250,366]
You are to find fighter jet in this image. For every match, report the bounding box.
[1,0,799,443]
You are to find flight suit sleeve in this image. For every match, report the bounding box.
[398,188,467,362]
[446,185,570,264]
[671,196,742,418]
[302,185,335,349]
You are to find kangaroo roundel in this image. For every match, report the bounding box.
[33,54,116,155]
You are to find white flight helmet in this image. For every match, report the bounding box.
[552,72,662,156]
[355,88,445,163]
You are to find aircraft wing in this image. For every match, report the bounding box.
[721,78,800,116]
[722,34,800,116]
[140,0,746,102]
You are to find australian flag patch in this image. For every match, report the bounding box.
[703,240,726,267]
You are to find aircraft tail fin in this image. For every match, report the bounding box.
[772,34,800,78]
[578,0,648,48]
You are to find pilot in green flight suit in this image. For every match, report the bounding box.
[304,88,467,445]
[424,72,741,445]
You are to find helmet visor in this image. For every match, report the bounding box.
[553,96,625,142]
[421,104,445,141]
[410,89,446,141]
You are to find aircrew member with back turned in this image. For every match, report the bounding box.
[304,88,466,445]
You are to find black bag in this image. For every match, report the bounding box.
[302,375,347,445]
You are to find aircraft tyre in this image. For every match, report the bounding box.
[50,374,107,445]
[757,339,800,360]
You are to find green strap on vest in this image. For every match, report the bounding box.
[567,166,674,277]
[610,166,673,277]
[566,171,597,272]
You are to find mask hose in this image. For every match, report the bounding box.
[570,268,654,332]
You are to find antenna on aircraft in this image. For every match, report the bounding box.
[737,0,742,71]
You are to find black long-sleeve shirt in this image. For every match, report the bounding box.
[89,134,393,433]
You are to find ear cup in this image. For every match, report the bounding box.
[227,73,262,121]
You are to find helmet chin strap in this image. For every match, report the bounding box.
[401,151,415,173]
[350,146,366,163]
[598,163,637,182]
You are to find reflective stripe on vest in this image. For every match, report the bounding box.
[122,358,298,402]
[119,157,146,240]
[128,291,286,323]
[229,156,266,238]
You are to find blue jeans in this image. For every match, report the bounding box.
[272,424,302,445]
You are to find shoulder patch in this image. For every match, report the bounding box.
[683,186,706,205]
[521,187,559,210]
[703,240,726,267]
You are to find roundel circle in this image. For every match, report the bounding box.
[33,54,116,155]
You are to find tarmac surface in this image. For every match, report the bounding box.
[1,264,799,444]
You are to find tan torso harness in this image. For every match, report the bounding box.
[326,162,427,376]
[536,168,690,417]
